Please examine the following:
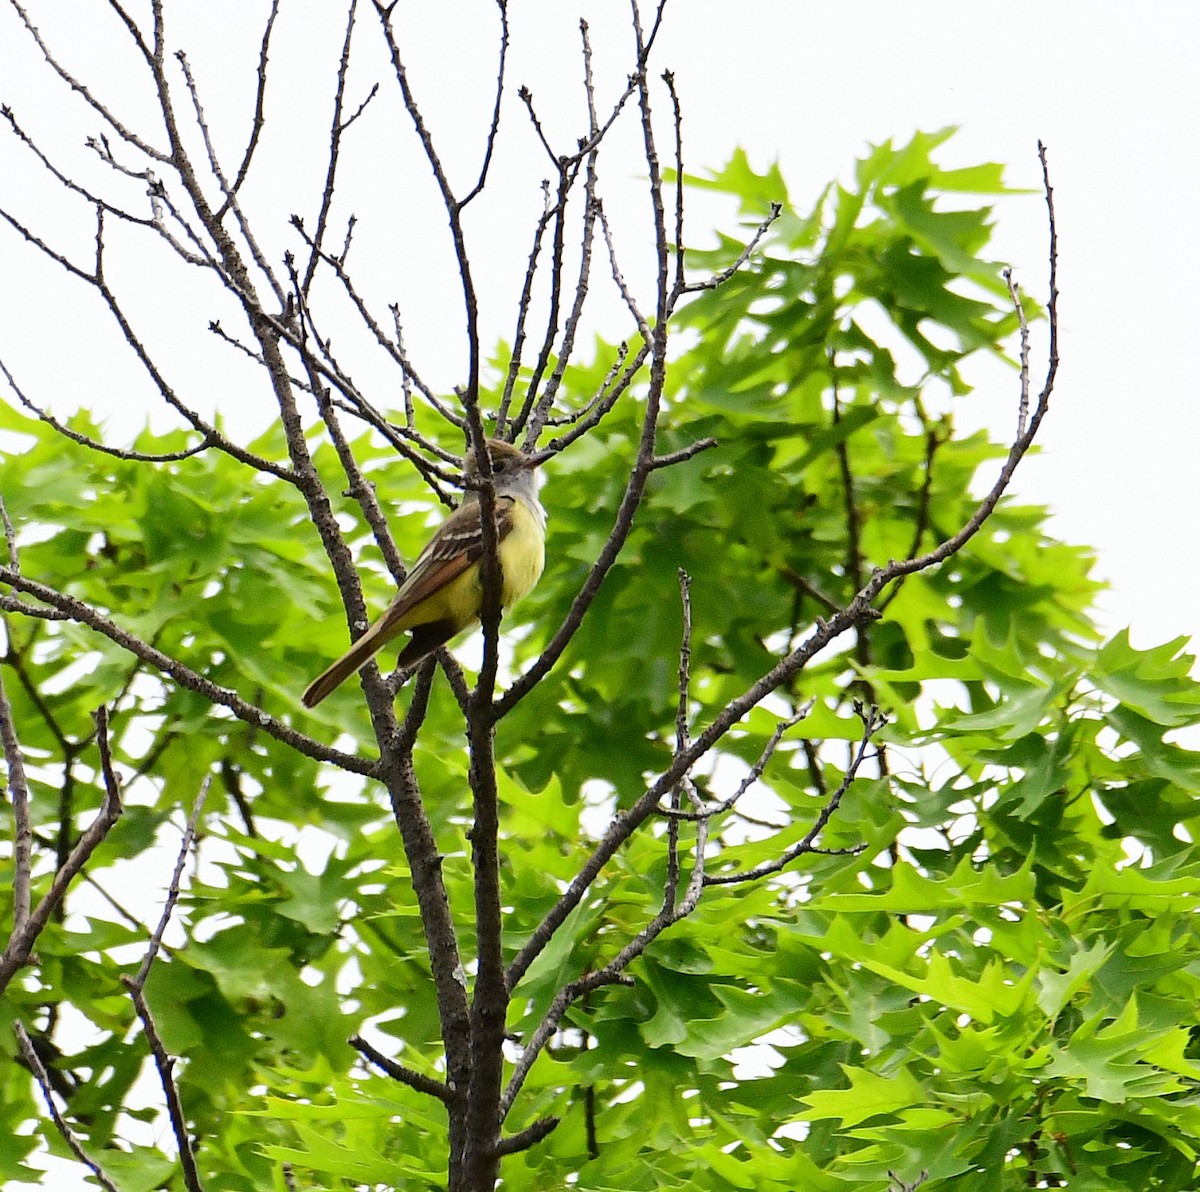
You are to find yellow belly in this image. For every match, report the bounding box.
[498,498,546,608]
[433,498,545,625]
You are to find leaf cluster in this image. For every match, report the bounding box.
[3,132,1200,1190]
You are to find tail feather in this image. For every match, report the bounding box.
[301,624,390,708]
[301,617,464,709]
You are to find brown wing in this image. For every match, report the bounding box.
[375,495,517,633]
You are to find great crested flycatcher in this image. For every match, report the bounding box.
[301,438,550,708]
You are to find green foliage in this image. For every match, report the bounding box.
[5,131,1200,1189]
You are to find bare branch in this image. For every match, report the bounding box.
[508,165,579,441]
[1,357,215,463]
[350,1033,451,1103]
[0,568,376,777]
[878,421,942,614]
[174,48,286,307]
[776,564,841,614]
[0,708,123,995]
[122,976,204,1192]
[493,1115,560,1156]
[680,203,782,294]
[207,319,314,394]
[392,657,436,756]
[288,216,456,429]
[0,594,70,622]
[663,68,686,294]
[0,669,33,935]
[496,181,554,437]
[459,0,509,209]
[658,699,814,822]
[516,85,556,163]
[1,105,154,226]
[504,771,709,1117]
[543,339,628,428]
[597,199,649,338]
[14,1022,121,1192]
[521,19,602,444]
[300,0,362,294]
[545,339,651,451]
[0,193,295,476]
[8,0,167,162]
[105,0,153,64]
[705,703,883,885]
[1005,265,1032,438]
[497,47,683,720]
[500,971,634,1118]
[224,0,281,205]
[372,1,483,411]
[650,437,717,470]
[0,495,18,571]
[664,568,693,906]
[130,781,209,992]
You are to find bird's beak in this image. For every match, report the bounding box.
[524,448,555,469]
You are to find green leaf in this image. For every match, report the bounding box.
[800,1065,928,1128]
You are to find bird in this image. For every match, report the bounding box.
[301,437,550,708]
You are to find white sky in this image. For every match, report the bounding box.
[2,1,1199,1185]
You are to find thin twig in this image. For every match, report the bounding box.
[831,358,864,593]
[350,1033,451,1103]
[300,0,361,295]
[650,438,717,470]
[1,707,123,997]
[1005,266,1032,438]
[776,564,841,614]
[492,1116,560,1156]
[496,35,677,720]
[543,340,629,428]
[2,105,152,227]
[681,203,781,293]
[500,972,634,1118]
[223,0,280,205]
[0,671,33,934]
[8,0,167,162]
[657,700,814,821]
[175,49,285,307]
[508,165,577,440]
[0,495,18,570]
[372,1,483,413]
[522,18,603,445]
[547,339,651,452]
[288,215,457,429]
[705,703,883,885]
[664,569,693,907]
[130,780,210,992]
[0,568,376,777]
[497,182,554,437]
[459,0,509,209]
[1,357,215,463]
[122,977,204,1192]
[14,1022,121,1192]
[878,422,942,614]
[503,767,709,1118]
[597,199,648,339]
[663,69,685,294]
